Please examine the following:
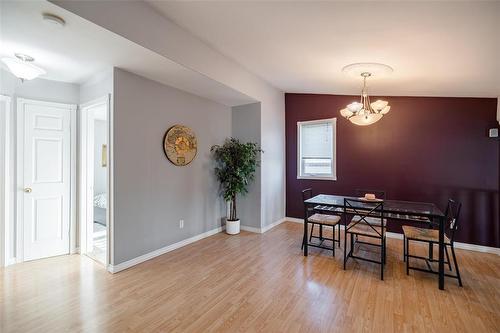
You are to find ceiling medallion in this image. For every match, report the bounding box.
[340,63,393,126]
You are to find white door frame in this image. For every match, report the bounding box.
[15,98,77,263]
[0,95,11,267]
[79,95,111,268]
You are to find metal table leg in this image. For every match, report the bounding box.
[438,216,445,290]
[303,203,308,256]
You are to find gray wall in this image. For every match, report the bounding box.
[0,69,80,262]
[0,69,80,103]
[231,103,261,229]
[112,68,230,265]
[79,69,113,104]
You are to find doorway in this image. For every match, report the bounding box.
[16,98,77,262]
[1,95,11,267]
[79,96,109,265]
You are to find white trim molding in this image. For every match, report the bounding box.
[240,225,262,233]
[241,218,287,234]
[0,95,11,267]
[284,217,500,255]
[108,226,225,273]
[78,95,111,267]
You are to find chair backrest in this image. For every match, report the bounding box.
[344,197,384,237]
[444,199,462,243]
[302,188,313,202]
[355,189,386,200]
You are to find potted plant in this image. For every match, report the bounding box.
[211,138,262,234]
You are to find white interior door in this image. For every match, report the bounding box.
[18,98,75,261]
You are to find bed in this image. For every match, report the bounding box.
[93,193,107,226]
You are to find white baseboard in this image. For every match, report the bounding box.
[286,217,303,224]
[284,217,500,255]
[453,241,500,255]
[241,218,287,234]
[240,225,262,233]
[4,257,16,266]
[262,218,287,233]
[107,226,225,273]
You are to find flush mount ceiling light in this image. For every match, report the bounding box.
[339,63,393,126]
[1,53,46,82]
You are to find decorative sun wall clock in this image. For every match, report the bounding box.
[163,125,198,166]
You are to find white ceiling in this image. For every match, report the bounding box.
[0,1,255,106]
[148,1,500,98]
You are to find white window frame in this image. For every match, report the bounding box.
[297,118,337,181]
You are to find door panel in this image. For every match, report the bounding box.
[20,99,73,261]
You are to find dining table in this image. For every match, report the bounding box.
[303,194,447,290]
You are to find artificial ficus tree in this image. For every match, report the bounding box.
[211,138,262,221]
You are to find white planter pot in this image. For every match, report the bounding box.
[226,219,240,235]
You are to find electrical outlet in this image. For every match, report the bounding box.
[179,219,184,229]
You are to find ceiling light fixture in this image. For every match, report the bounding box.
[340,63,393,126]
[1,53,46,82]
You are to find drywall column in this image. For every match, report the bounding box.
[231,103,262,230]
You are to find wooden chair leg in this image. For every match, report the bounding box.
[301,233,305,250]
[319,225,323,240]
[309,224,315,242]
[450,245,463,287]
[445,245,452,271]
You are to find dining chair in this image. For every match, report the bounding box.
[343,198,386,280]
[402,199,463,287]
[302,188,341,256]
[351,189,387,227]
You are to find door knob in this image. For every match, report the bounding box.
[24,187,32,193]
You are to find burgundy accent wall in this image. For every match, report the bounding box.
[286,93,499,248]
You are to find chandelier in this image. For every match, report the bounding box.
[340,64,392,126]
[1,53,46,82]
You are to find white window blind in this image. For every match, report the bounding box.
[298,118,336,180]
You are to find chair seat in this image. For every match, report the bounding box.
[308,213,341,226]
[347,221,385,238]
[351,215,387,226]
[402,226,451,244]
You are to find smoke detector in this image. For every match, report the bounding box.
[42,13,66,28]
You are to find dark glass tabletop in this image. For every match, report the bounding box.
[304,194,445,219]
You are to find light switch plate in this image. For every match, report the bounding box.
[489,128,499,138]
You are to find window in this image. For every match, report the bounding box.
[297,118,336,180]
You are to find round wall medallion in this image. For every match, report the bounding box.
[163,125,197,166]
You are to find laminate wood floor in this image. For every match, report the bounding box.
[1,222,499,332]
